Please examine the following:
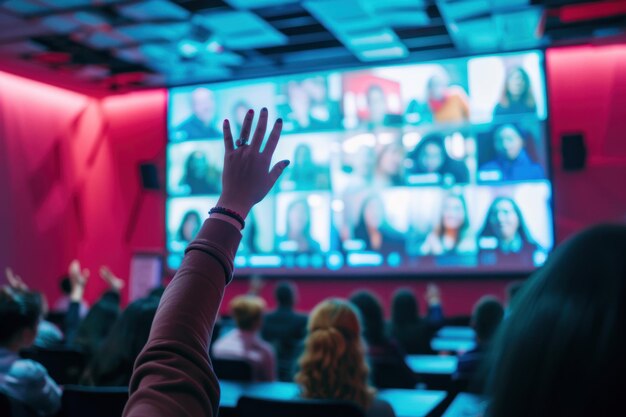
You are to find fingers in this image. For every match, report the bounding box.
[223,119,234,152]
[238,109,254,145]
[268,160,291,189]
[262,118,283,158]
[250,108,268,151]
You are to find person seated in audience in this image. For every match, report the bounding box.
[389,288,440,355]
[212,295,277,381]
[4,268,64,349]
[80,296,160,386]
[454,296,504,391]
[0,287,62,416]
[485,224,626,417]
[261,281,307,381]
[66,263,123,360]
[350,290,419,389]
[121,109,287,416]
[53,275,89,318]
[296,299,396,417]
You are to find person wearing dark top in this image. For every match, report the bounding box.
[180,151,221,195]
[175,88,221,140]
[454,296,504,392]
[478,197,539,266]
[350,290,419,389]
[124,107,291,417]
[277,199,322,253]
[493,67,536,116]
[407,133,469,185]
[353,195,405,254]
[261,282,307,381]
[480,124,544,181]
[486,225,626,417]
[81,296,159,386]
[389,289,440,355]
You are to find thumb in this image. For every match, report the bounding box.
[268,160,290,188]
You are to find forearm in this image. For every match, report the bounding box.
[124,219,241,417]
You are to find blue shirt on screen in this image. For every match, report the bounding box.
[480,150,544,182]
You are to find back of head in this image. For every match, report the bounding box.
[349,290,387,346]
[471,296,504,343]
[0,289,42,347]
[74,295,120,356]
[487,224,626,417]
[391,288,420,326]
[82,296,159,386]
[230,295,266,331]
[296,299,374,409]
[274,281,296,309]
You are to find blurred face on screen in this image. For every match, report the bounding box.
[420,142,444,173]
[191,88,216,125]
[294,144,313,167]
[491,200,520,242]
[507,69,528,98]
[288,201,310,236]
[182,213,201,241]
[188,151,209,179]
[442,196,466,231]
[378,144,405,177]
[495,125,524,160]
[428,73,448,101]
[367,86,387,124]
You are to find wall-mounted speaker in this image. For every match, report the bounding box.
[561,133,587,171]
[139,163,160,190]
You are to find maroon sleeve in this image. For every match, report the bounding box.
[123,219,242,417]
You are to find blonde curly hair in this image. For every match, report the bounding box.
[295,299,375,409]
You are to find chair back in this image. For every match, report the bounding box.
[0,391,12,417]
[237,396,365,417]
[20,347,86,385]
[60,385,128,417]
[212,358,254,381]
[369,356,419,389]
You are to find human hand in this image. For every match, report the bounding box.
[217,108,290,218]
[425,283,441,305]
[5,268,28,291]
[68,260,90,301]
[99,266,125,292]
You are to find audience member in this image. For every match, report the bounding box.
[486,225,626,417]
[389,289,436,355]
[296,299,395,417]
[454,296,504,391]
[81,296,159,386]
[53,275,89,318]
[0,287,61,416]
[350,290,419,389]
[261,282,307,381]
[212,295,277,381]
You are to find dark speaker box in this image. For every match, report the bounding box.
[140,163,160,190]
[561,133,587,171]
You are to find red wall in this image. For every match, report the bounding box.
[2,43,625,317]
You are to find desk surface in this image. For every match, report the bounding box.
[430,338,476,353]
[441,393,486,417]
[219,381,447,417]
[436,326,476,340]
[406,355,458,375]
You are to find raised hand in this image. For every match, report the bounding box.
[217,108,290,219]
[5,267,28,291]
[99,266,125,292]
[68,260,90,301]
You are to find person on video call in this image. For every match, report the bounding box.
[174,211,202,251]
[407,133,469,184]
[353,194,404,254]
[421,193,476,256]
[365,84,390,127]
[285,77,340,131]
[176,88,221,139]
[281,143,330,191]
[494,67,536,116]
[426,70,470,123]
[373,142,405,187]
[278,199,321,253]
[480,124,544,181]
[180,151,221,195]
[478,197,539,264]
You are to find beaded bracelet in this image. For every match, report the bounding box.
[209,206,245,230]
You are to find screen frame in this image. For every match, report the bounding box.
[165,48,554,280]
